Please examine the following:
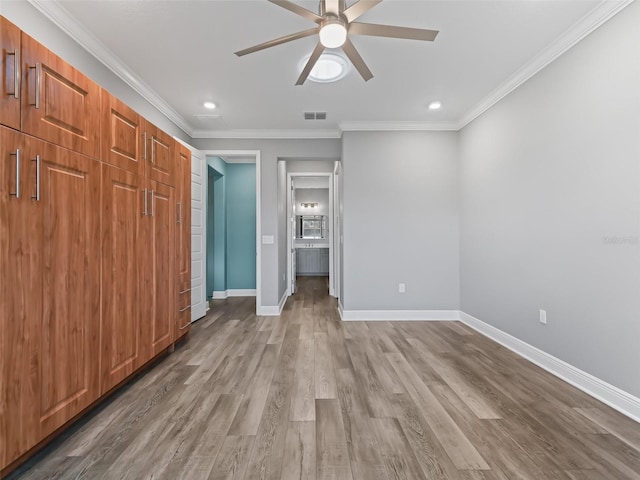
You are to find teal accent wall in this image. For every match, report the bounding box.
[226,164,257,289]
[206,157,256,295]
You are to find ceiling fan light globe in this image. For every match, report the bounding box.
[319,20,347,48]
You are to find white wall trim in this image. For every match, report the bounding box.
[459,312,640,424]
[192,129,342,139]
[212,289,257,299]
[457,0,634,129]
[340,309,461,321]
[27,0,192,136]
[257,290,288,316]
[339,121,459,132]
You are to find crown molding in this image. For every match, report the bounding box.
[191,129,343,139]
[340,121,460,132]
[457,0,634,130]
[27,0,194,137]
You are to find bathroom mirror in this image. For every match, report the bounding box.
[296,215,328,239]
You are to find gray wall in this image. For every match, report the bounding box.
[342,131,460,311]
[1,1,189,140]
[193,138,341,307]
[295,189,330,216]
[459,1,640,397]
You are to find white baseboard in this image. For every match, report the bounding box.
[459,311,640,424]
[339,309,460,321]
[256,290,288,316]
[212,289,256,299]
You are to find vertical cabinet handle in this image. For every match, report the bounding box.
[9,149,20,198]
[177,201,182,224]
[28,63,41,109]
[150,136,155,164]
[31,155,41,201]
[142,188,148,216]
[150,190,155,217]
[143,131,147,161]
[6,49,20,99]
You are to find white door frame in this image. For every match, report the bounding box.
[201,150,261,315]
[287,172,335,297]
[333,161,341,300]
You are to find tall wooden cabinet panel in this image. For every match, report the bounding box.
[143,119,175,186]
[101,91,144,176]
[1,128,101,466]
[100,164,144,394]
[175,145,192,340]
[1,17,21,129]
[32,135,101,438]
[141,181,176,359]
[21,32,100,159]
[1,127,40,467]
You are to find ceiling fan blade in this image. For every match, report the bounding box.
[296,42,325,85]
[269,0,323,23]
[324,0,341,15]
[349,22,439,41]
[343,0,383,23]
[341,38,373,82]
[235,28,319,56]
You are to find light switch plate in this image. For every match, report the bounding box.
[262,235,274,244]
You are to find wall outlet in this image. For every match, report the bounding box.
[539,309,547,325]
[399,283,406,293]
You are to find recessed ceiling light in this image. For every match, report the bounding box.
[302,53,348,83]
[428,101,442,110]
[203,101,216,109]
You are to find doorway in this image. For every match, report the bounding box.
[287,172,336,298]
[204,151,259,309]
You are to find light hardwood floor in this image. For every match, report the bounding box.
[7,276,640,479]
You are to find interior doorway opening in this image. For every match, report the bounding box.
[287,170,338,298]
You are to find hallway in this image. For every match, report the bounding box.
[8,277,640,479]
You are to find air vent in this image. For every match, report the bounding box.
[303,111,327,120]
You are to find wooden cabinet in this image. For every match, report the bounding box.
[1,17,21,129]
[100,164,145,394]
[1,127,39,466]
[175,144,192,340]
[1,16,189,475]
[1,127,101,466]
[143,119,175,186]
[141,181,176,358]
[21,32,100,158]
[101,91,144,175]
[296,248,330,275]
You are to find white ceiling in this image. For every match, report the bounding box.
[35,0,627,138]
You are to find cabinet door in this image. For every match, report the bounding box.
[101,91,144,176]
[1,127,41,467]
[176,145,191,289]
[30,136,101,438]
[100,164,144,394]
[309,248,320,273]
[21,32,100,158]
[141,181,175,359]
[144,120,175,186]
[320,249,329,274]
[1,17,21,130]
[175,145,191,339]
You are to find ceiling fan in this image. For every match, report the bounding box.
[235,0,439,85]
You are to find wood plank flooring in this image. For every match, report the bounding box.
[7,276,640,479]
